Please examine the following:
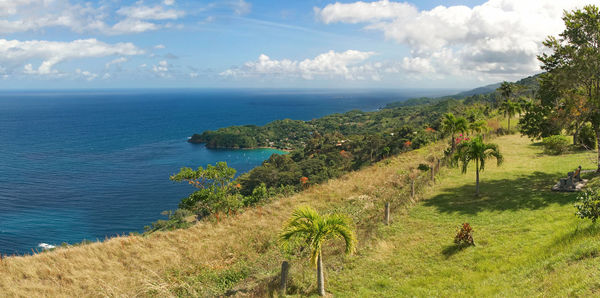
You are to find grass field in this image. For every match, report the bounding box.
[0,134,598,297]
[329,135,600,297]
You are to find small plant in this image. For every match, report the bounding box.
[454,223,475,246]
[417,163,430,171]
[542,135,570,155]
[575,189,600,223]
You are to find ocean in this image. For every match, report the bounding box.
[0,88,451,255]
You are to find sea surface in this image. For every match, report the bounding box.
[0,88,452,255]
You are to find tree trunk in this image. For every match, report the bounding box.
[451,133,456,150]
[317,252,325,296]
[384,202,390,225]
[475,159,480,196]
[280,261,290,295]
[596,127,600,173]
[573,122,581,146]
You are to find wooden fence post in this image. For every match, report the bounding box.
[431,166,435,184]
[280,261,290,295]
[384,202,390,225]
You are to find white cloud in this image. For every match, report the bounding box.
[316,0,600,79]
[154,44,166,49]
[220,50,381,80]
[314,0,417,24]
[0,0,185,35]
[0,39,143,75]
[163,0,175,6]
[75,69,98,81]
[232,0,252,15]
[116,5,184,20]
[152,60,172,77]
[105,57,128,69]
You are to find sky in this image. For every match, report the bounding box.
[0,0,598,90]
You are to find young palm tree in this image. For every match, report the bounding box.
[468,120,489,136]
[280,206,356,296]
[441,113,468,150]
[453,136,503,196]
[499,100,522,132]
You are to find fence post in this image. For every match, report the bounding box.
[280,261,290,295]
[411,180,415,199]
[384,202,390,225]
[431,166,435,184]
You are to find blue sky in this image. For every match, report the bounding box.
[0,0,596,89]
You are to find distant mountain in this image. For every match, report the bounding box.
[450,82,502,98]
[385,73,543,109]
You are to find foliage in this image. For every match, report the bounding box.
[468,119,488,135]
[170,162,243,217]
[575,189,600,223]
[538,5,600,170]
[452,136,503,195]
[519,102,562,140]
[499,99,523,132]
[144,209,195,233]
[454,223,475,246]
[577,123,597,150]
[542,135,570,155]
[417,163,430,171]
[279,206,356,296]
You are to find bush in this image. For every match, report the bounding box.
[575,189,600,223]
[578,123,596,150]
[542,135,570,155]
[454,223,475,246]
[417,163,430,171]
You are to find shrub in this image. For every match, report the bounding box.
[542,135,570,155]
[145,209,195,233]
[575,189,600,223]
[454,223,475,246]
[578,123,596,150]
[417,163,430,171]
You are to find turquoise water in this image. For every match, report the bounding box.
[0,89,444,255]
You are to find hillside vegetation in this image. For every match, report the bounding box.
[1,134,599,296]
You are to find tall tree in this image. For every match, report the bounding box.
[499,81,514,102]
[280,206,356,296]
[538,5,600,171]
[453,136,503,196]
[441,113,468,150]
[499,100,523,132]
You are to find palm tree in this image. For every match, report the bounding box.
[441,113,468,150]
[499,81,513,102]
[453,136,503,196]
[468,120,489,136]
[499,100,522,132]
[280,206,356,296]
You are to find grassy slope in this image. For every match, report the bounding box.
[0,140,446,297]
[330,135,600,297]
[1,135,598,296]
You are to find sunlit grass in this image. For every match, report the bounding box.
[329,135,600,297]
[1,135,598,296]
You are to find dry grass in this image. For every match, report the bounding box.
[0,141,446,297]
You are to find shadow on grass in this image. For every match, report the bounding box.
[441,243,472,258]
[551,222,600,248]
[423,171,579,215]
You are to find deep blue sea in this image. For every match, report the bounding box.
[0,88,453,255]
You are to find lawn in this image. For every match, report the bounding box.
[329,134,600,296]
